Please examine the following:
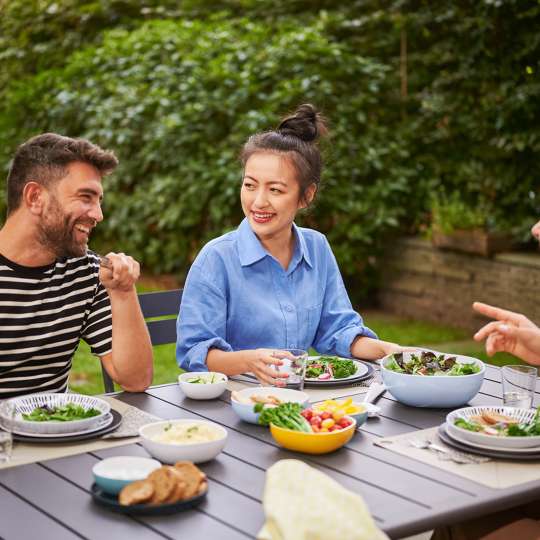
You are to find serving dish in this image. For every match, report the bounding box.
[437,424,540,460]
[91,482,207,515]
[380,351,484,408]
[10,412,113,438]
[446,406,540,449]
[178,372,228,400]
[139,419,227,463]
[93,456,162,494]
[269,417,356,454]
[312,399,369,427]
[231,387,309,424]
[3,393,111,435]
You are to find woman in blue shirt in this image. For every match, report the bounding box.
[176,104,406,384]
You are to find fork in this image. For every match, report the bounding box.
[98,256,113,269]
[409,438,489,464]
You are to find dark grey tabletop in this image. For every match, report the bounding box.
[1,364,539,540]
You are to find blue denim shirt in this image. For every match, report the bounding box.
[176,218,377,371]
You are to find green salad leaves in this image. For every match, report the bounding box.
[305,356,357,379]
[22,403,101,422]
[386,351,480,376]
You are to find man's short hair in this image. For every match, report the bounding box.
[6,133,119,214]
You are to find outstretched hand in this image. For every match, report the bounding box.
[472,302,540,365]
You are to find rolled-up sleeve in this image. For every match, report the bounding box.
[312,240,377,357]
[176,264,232,372]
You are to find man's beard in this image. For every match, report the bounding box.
[37,196,89,259]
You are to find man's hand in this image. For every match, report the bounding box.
[99,252,140,292]
[473,302,540,365]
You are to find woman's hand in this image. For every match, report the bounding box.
[473,302,540,365]
[351,337,417,360]
[245,349,290,386]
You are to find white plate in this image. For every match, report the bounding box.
[305,357,368,381]
[446,406,540,449]
[5,393,111,435]
[5,413,114,438]
[444,423,540,454]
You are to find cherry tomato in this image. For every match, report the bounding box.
[320,411,331,420]
[310,415,322,426]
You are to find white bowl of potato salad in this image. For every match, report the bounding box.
[139,419,228,463]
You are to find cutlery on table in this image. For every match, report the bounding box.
[409,438,489,464]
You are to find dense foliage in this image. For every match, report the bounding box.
[1,0,538,291]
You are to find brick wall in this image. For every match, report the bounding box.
[378,237,540,331]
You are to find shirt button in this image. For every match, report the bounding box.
[285,305,294,312]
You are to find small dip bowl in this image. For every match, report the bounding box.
[178,372,228,400]
[92,456,161,494]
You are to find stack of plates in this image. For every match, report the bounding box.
[0,393,121,443]
[439,406,540,460]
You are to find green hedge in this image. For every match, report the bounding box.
[1,1,539,292]
[0,13,417,287]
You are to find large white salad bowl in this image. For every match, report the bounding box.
[380,352,485,408]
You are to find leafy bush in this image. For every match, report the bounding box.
[1,0,539,293]
[1,14,415,283]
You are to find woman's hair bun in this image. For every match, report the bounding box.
[277,103,327,142]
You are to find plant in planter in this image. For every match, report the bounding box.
[429,193,513,256]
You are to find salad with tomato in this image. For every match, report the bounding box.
[256,402,354,433]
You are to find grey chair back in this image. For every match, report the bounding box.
[101,288,183,393]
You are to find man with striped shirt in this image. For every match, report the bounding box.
[0,133,153,397]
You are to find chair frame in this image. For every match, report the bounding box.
[101,288,183,393]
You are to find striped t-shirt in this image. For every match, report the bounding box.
[0,251,112,398]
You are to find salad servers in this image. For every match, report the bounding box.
[363,382,386,405]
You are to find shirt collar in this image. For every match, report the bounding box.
[237,218,313,269]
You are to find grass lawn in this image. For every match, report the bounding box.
[69,309,521,395]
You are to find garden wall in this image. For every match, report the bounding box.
[378,238,540,332]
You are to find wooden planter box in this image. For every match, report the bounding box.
[431,228,513,257]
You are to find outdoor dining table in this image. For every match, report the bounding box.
[1,363,539,540]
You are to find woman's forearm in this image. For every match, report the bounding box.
[207,349,251,375]
[350,336,400,360]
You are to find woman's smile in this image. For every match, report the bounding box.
[251,211,275,224]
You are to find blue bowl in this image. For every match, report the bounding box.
[380,352,485,408]
[92,456,161,494]
[231,387,309,425]
[348,406,369,427]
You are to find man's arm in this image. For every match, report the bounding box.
[99,253,153,391]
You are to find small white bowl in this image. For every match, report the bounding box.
[139,419,227,463]
[92,456,161,494]
[231,387,310,424]
[178,372,228,400]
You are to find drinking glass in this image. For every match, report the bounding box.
[501,365,537,409]
[271,349,308,390]
[0,400,16,463]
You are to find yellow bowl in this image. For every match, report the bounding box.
[269,417,356,454]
